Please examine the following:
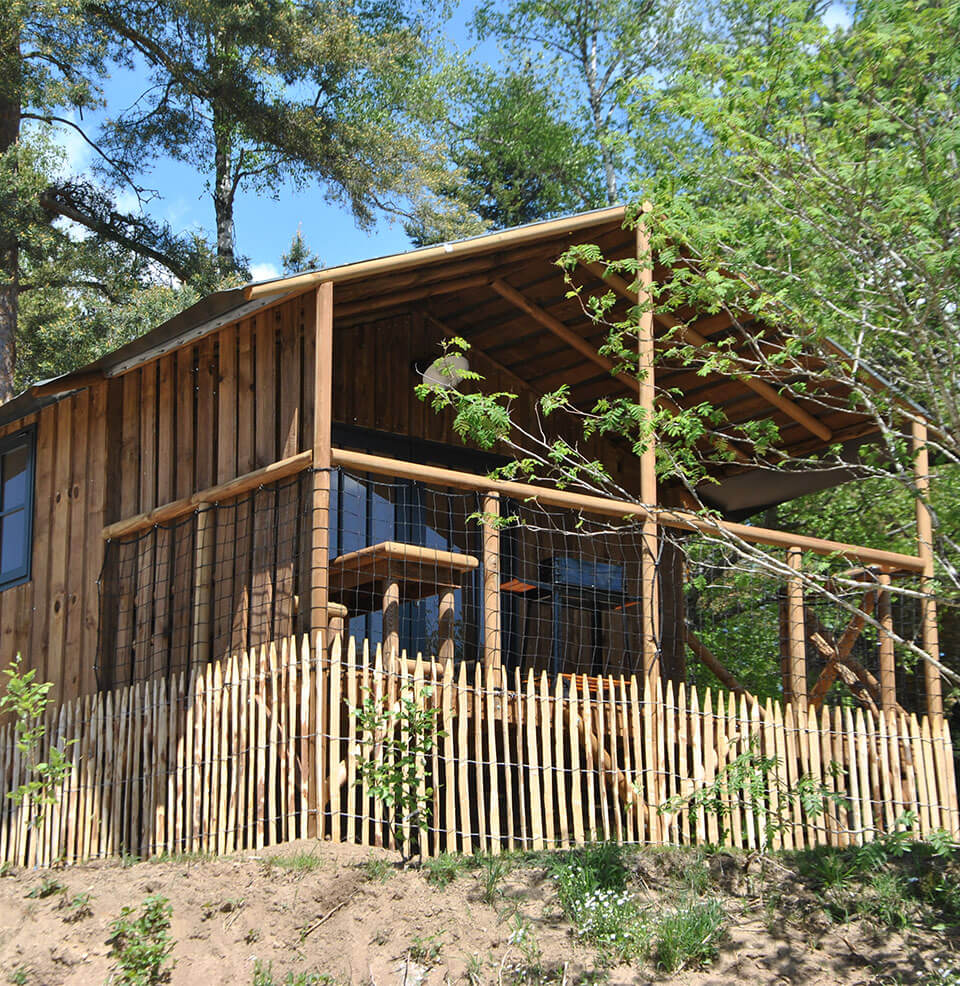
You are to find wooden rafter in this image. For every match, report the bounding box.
[490,277,750,464]
[578,261,833,443]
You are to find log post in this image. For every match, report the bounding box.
[877,572,896,714]
[637,208,660,692]
[310,282,334,647]
[913,417,943,718]
[786,547,807,708]
[439,587,455,666]
[383,578,400,661]
[190,504,214,667]
[482,492,501,669]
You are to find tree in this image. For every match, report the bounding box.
[94,0,438,276]
[421,0,960,703]
[406,66,604,243]
[0,1,219,400]
[472,0,685,205]
[281,227,321,276]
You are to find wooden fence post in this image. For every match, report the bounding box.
[877,572,896,713]
[786,547,808,709]
[913,417,943,718]
[636,207,660,691]
[310,282,334,646]
[482,493,501,669]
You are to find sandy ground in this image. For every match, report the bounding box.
[0,839,954,985]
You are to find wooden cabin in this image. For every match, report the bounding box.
[0,206,942,718]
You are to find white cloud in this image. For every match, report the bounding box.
[249,261,280,283]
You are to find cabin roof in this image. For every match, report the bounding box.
[0,206,916,517]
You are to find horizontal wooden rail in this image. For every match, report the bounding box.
[102,444,925,572]
[331,448,926,572]
[103,450,312,539]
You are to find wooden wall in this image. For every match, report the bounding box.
[0,384,109,705]
[2,286,653,703]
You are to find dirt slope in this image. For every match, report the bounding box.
[0,839,954,985]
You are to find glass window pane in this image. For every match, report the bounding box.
[2,444,29,510]
[1,508,26,577]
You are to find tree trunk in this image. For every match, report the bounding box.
[212,101,237,276]
[0,10,21,403]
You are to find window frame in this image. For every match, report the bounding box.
[0,425,36,591]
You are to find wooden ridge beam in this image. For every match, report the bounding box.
[579,261,833,443]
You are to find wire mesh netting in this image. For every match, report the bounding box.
[98,466,930,716]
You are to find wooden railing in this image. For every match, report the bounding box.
[2,634,957,868]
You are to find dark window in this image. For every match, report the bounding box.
[0,429,35,590]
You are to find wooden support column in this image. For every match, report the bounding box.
[913,417,943,718]
[482,493,501,669]
[637,211,660,690]
[190,504,214,667]
[310,281,334,646]
[877,573,896,714]
[786,547,807,708]
[439,588,456,665]
[383,578,400,661]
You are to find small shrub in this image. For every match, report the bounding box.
[8,968,28,986]
[107,894,175,985]
[59,891,93,922]
[653,898,724,973]
[504,914,545,984]
[571,887,650,965]
[359,856,393,883]
[477,854,512,905]
[25,877,64,899]
[856,872,915,929]
[423,852,465,888]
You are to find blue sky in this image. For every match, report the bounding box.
[47,1,852,283]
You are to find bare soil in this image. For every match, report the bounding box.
[0,839,954,986]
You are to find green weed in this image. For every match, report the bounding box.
[265,850,322,874]
[107,894,175,985]
[359,855,393,883]
[653,898,725,973]
[251,961,337,986]
[59,891,93,922]
[422,852,466,888]
[478,854,512,905]
[409,932,443,966]
[8,968,28,986]
[25,877,64,899]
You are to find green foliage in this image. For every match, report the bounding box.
[652,898,725,973]
[359,855,394,883]
[409,932,443,965]
[351,684,443,862]
[25,876,64,899]
[0,656,75,826]
[659,735,845,850]
[477,853,512,905]
[59,891,94,922]
[265,850,322,874]
[251,962,337,986]
[551,844,646,965]
[422,851,466,888]
[8,967,28,986]
[107,895,176,985]
[407,66,603,244]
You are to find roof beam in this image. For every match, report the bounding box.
[579,261,833,443]
[490,277,750,463]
